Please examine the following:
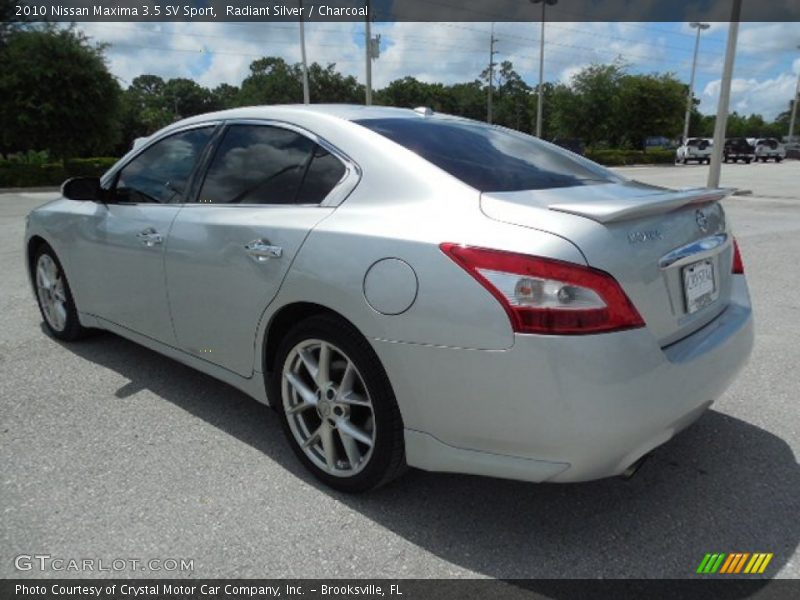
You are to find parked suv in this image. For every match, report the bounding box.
[754,138,785,162]
[676,138,712,164]
[723,138,754,163]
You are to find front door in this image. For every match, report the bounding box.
[74,126,215,344]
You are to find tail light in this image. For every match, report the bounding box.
[440,243,645,335]
[732,239,745,274]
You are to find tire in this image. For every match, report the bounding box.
[271,314,406,493]
[682,157,688,165]
[745,158,752,164]
[32,245,88,341]
[776,157,783,163]
[723,155,729,163]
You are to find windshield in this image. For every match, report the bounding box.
[354,117,617,192]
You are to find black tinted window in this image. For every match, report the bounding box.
[199,125,320,204]
[355,117,614,192]
[115,127,213,203]
[296,145,347,204]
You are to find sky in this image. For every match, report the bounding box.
[76,20,800,120]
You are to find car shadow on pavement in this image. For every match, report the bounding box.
[61,331,800,585]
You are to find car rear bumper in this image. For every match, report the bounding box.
[375,276,753,483]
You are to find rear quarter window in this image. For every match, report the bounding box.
[354,117,616,192]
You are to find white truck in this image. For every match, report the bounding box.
[753,138,786,162]
[676,138,712,164]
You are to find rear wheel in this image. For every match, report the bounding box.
[776,157,783,163]
[273,315,405,492]
[33,246,87,341]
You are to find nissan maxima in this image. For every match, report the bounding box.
[25,105,753,492]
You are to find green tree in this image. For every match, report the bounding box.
[0,26,121,159]
[551,62,627,147]
[618,73,685,149]
[492,61,534,133]
[308,63,363,103]
[117,75,172,148]
[239,57,302,105]
[0,0,26,47]
[162,77,215,118]
[376,76,449,111]
[445,81,485,121]
[211,83,240,109]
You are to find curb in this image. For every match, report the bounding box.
[0,187,60,194]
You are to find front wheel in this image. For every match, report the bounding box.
[33,246,88,341]
[273,315,405,492]
[776,157,783,163]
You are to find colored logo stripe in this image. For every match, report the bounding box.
[744,553,774,574]
[697,553,773,574]
[697,553,726,573]
[720,553,749,573]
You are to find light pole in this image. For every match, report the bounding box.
[788,45,800,144]
[487,23,497,124]
[682,22,709,144]
[530,0,557,138]
[364,0,372,105]
[299,0,310,104]
[708,0,742,189]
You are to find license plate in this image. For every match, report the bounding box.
[683,259,718,314]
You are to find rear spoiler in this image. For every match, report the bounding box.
[548,187,735,224]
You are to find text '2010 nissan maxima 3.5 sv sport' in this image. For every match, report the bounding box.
[25,105,753,492]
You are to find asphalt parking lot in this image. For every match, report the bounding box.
[1,160,798,580]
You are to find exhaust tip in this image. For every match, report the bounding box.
[621,453,651,479]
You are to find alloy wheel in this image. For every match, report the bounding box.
[35,253,68,332]
[282,339,376,477]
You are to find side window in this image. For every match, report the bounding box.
[198,125,320,205]
[296,145,347,204]
[114,127,213,204]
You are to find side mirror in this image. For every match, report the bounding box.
[61,176,103,201]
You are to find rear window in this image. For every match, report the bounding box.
[354,117,615,192]
[758,139,778,149]
[688,139,709,149]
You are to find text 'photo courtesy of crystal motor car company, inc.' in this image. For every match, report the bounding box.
[26,104,753,493]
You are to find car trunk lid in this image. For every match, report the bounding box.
[481,181,736,346]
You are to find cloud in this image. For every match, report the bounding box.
[702,70,798,118]
[72,20,799,119]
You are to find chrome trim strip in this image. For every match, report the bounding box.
[659,233,729,269]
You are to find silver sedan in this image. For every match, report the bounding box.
[25,105,753,492]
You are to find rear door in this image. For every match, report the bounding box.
[165,122,352,377]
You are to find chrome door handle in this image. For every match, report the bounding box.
[244,239,283,262]
[137,227,163,247]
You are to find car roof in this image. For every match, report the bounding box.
[176,104,444,125]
